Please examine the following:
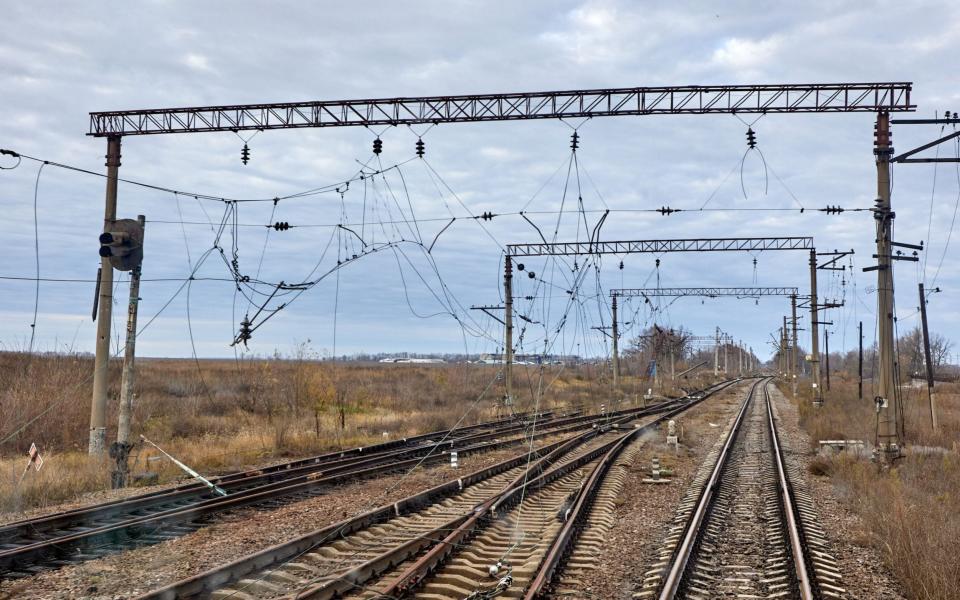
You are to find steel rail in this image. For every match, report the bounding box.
[0,410,555,533]
[138,431,580,600]
[657,378,764,599]
[522,378,745,599]
[657,378,817,600]
[0,404,676,576]
[139,380,738,600]
[764,382,815,600]
[0,410,584,547]
[371,379,740,600]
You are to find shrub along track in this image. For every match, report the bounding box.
[134,379,740,599]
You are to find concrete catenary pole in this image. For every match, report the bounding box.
[612,295,619,388]
[808,248,822,404]
[503,256,514,409]
[722,334,728,373]
[824,329,831,391]
[858,321,864,400]
[90,135,121,455]
[714,327,720,376]
[791,294,799,397]
[113,215,144,487]
[874,112,900,457]
[918,283,938,431]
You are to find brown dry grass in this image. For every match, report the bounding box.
[781,373,960,600]
[0,350,702,513]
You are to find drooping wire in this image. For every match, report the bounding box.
[27,162,45,354]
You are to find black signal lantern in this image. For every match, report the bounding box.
[373,137,383,155]
[99,217,144,271]
[241,143,250,165]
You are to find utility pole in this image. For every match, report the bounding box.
[113,216,145,488]
[858,321,864,400]
[503,256,513,409]
[808,249,822,404]
[611,295,620,389]
[723,335,728,374]
[918,283,938,431]
[824,329,831,391]
[791,295,799,398]
[90,135,121,455]
[738,342,743,375]
[780,326,787,376]
[873,112,900,457]
[714,327,720,376]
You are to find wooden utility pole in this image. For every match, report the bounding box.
[90,135,121,455]
[918,283,938,430]
[612,295,620,388]
[112,216,144,488]
[858,321,864,400]
[808,249,822,404]
[874,112,900,457]
[503,256,513,408]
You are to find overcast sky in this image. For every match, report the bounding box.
[1,1,958,362]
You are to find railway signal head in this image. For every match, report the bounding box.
[99,217,144,271]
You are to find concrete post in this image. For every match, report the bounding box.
[90,135,121,455]
[874,112,900,457]
[112,214,144,487]
[919,283,938,431]
[809,248,822,404]
[503,256,513,409]
[612,295,619,388]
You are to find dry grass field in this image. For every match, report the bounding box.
[0,350,705,513]
[782,375,960,600]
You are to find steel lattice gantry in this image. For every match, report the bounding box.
[88,82,913,136]
[610,287,800,298]
[506,237,813,257]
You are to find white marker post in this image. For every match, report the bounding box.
[450,451,459,469]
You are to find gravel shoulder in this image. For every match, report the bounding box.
[768,384,907,600]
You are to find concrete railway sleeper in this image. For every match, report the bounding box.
[0,405,663,578]
[637,379,844,600]
[0,410,572,549]
[138,379,740,599]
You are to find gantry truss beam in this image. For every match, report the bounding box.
[611,286,800,298]
[507,237,813,257]
[88,82,914,137]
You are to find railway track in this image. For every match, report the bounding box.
[138,378,740,599]
[635,378,845,600]
[0,399,693,578]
